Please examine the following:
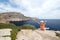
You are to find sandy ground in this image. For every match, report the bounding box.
[16,29,60,40]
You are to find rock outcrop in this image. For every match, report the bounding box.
[16,29,60,40]
[0,12,39,23]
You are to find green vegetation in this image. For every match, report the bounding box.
[19,24,37,30]
[0,23,18,40]
[0,23,37,40]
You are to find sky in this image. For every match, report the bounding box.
[0,0,60,19]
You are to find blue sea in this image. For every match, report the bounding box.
[10,19,60,31]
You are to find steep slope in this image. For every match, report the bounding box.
[0,12,39,23]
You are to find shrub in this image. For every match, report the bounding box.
[19,24,37,30]
[0,23,18,40]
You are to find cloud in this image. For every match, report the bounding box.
[0,0,22,13]
[0,0,60,19]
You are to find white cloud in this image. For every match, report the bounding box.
[0,0,60,19]
[0,1,22,13]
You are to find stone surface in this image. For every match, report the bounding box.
[16,29,60,40]
[0,29,12,40]
[0,37,11,40]
[0,29,12,36]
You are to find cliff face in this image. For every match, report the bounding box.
[0,12,39,23]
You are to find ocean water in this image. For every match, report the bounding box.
[10,19,60,31]
[10,20,40,28]
[45,19,60,31]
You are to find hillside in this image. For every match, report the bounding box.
[0,12,39,23]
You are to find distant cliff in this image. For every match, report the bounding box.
[0,12,39,23]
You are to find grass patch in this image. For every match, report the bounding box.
[0,23,19,40]
[11,29,18,40]
[19,24,37,30]
[0,23,37,40]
